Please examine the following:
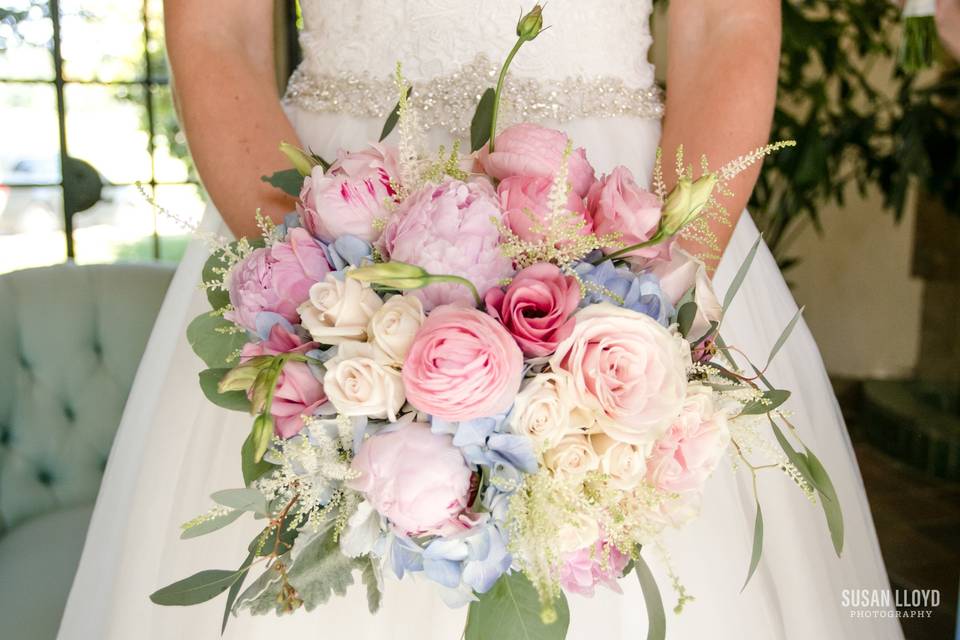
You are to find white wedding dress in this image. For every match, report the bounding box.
[58,2,903,638]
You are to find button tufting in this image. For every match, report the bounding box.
[92,341,103,358]
[17,352,30,370]
[36,468,54,486]
[0,426,9,446]
[64,404,76,421]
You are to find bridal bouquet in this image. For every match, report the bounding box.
[151,7,843,639]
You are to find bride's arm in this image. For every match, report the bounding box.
[659,0,781,271]
[164,0,301,237]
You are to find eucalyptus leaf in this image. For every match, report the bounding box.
[186,312,247,368]
[150,569,243,606]
[180,508,244,540]
[261,168,304,197]
[722,234,762,312]
[465,571,569,640]
[199,368,252,412]
[470,88,496,152]
[241,430,275,486]
[634,550,666,640]
[222,551,255,635]
[212,488,269,516]
[806,447,845,557]
[765,306,805,368]
[768,419,816,488]
[676,301,698,338]
[379,85,413,141]
[740,389,791,416]
[741,502,764,591]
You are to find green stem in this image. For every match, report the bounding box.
[592,233,664,264]
[488,38,525,153]
[426,275,483,307]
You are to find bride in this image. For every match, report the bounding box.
[58,1,902,638]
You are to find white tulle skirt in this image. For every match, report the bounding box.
[58,109,903,639]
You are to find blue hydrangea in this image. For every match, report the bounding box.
[574,259,674,326]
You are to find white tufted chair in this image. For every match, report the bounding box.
[0,262,174,639]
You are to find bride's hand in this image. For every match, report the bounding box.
[164,0,302,237]
[658,0,781,274]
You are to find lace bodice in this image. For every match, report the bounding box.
[284,0,661,134]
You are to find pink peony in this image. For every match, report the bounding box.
[558,540,630,597]
[297,143,399,243]
[478,123,596,197]
[225,228,331,333]
[647,384,731,493]
[549,303,691,445]
[349,420,473,537]
[379,179,514,311]
[497,175,590,242]
[588,166,669,263]
[402,306,523,421]
[485,263,580,357]
[241,324,326,438]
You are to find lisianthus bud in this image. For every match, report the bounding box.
[347,262,429,289]
[280,141,319,177]
[251,413,274,462]
[516,4,544,41]
[218,356,274,393]
[661,174,717,236]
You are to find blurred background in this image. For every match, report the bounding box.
[0,1,958,638]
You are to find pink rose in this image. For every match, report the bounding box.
[379,179,514,311]
[225,228,331,333]
[497,175,590,242]
[588,166,669,263]
[402,306,523,421]
[478,123,596,197]
[549,303,691,445]
[241,324,327,438]
[558,540,630,597]
[349,419,473,537]
[647,384,731,493]
[484,263,580,357]
[297,143,399,243]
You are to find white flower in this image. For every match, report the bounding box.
[323,342,405,420]
[339,500,384,558]
[368,294,424,365]
[543,434,599,479]
[590,433,647,491]
[508,372,575,450]
[299,273,384,344]
[557,512,601,553]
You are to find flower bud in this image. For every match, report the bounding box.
[516,4,544,41]
[280,141,319,177]
[249,366,276,415]
[661,173,717,236]
[251,413,274,462]
[218,356,274,393]
[347,261,431,289]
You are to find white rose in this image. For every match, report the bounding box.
[299,273,383,344]
[557,512,601,553]
[368,294,424,365]
[323,342,405,420]
[508,372,575,450]
[543,434,599,479]
[650,248,722,341]
[590,433,647,491]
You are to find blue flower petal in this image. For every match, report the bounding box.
[487,434,539,474]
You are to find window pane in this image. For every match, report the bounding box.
[0,185,67,274]
[60,0,145,82]
[73,184,155,264]
[0,82,60,184]
[151,83,194,183]
[65,83,151,184]
[154,184,205,262]
[145,0,166,82]
[0,1,54,80]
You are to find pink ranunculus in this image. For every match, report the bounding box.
[485,263,580,357]
[402,306,523,421]
[588,166,669,263]
[298,143,399,243]
[349,419,473,537]
[241,324,326,438]
[378,179,514,311]
[558,540,630,597]
[647,384,731,494]
[549,303,691,445]
[225,229,331,333]
[478,123,596,198]
[497,175,590,242]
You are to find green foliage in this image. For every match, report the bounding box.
[380,85,413,141]
[633,550,666,640]
[751,1,960,267]
[180,509,244,540]
[471,87,497,152]
[740,389,791,416]
[150,568,245,606]
[742,502,764,590]
[241,430,276,486]
[199,368,252,412]
[465,572,570,640]
[186,312,246,368]
[261,169,305,197]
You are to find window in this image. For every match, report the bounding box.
[0,0,205,274]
